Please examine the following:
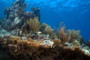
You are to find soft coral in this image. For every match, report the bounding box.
[54,23,71,44]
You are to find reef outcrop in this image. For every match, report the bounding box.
[0,35,90,60]
[2,0,40,31]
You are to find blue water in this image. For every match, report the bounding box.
[0,0,90,42]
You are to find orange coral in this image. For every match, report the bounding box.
[0,35,90,60]
[52,39,61,46]
[7,36,54,48]
[9,36,21,41]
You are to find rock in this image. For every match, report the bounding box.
[72,40,80,46]
[41,40,54,48]
[12,17,21,25]
[82,49,90,54]
[0,30,7,34]
[22,36,27,40]
[10,30,18,36]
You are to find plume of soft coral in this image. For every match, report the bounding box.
[54,23,71,44]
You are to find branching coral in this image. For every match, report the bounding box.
[40,23,53,36]
[54,23,71,44]
[50,33,57,39]
[67,29,81,42]
[27,17,40,32]
[44,26,53,35]
[39,23,47,32]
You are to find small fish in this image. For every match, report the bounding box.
[37,32,42,34]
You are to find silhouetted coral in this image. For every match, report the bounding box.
[87,38,90,48]
[31,7,40,21]
[39,23,47,32]
[79,37,85,44]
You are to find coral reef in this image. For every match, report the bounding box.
[2,0,40,31]
[0,0,90,60]
[0,36,90,60]
[3,0,26,31]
